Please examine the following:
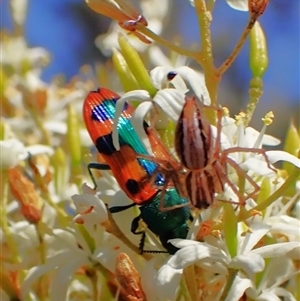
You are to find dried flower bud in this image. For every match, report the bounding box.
[9,167,43,224]
[86,0,149,43]
[115,253,147,301]
[248,0,269,19]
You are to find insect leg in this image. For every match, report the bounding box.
[130,215,146,254]
[87,162,111,189]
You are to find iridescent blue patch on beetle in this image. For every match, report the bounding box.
[91,98,128,122]
[92,98,164,186]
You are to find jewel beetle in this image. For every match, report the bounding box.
[83,87,191,254]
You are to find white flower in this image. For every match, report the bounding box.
[17,187,135,299]
[5,72,86,136]
[112,66,208,151]
[112,88,185,152]
[153,218,300,301]
[215,114,300,200]
[72,192,108,230]
[0,138,53,169]
[150,66,211,104]
[2,36,50,72]
[263,191,300,247]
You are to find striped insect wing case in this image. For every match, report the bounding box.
[175,96,217,209]
[83,88,190,254]
[83,88,162,204]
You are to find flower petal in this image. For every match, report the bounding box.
[270,287,297,301]
[257,256,295,293]
[131,101,154,154]
[72,193,108,225]
[239,158,275,177]
[113,90,151,150]
[255,291,281,301]
[49,256,90,301]
[239,222,270,254]
[44,121,67,134]
[250,242,300,258]
[155,264,182,301]
[0,139,26,168]
[167,240,228,269]
[153,88,185,121]
[226,0,249,11]
[265,151,300,168]
[21,250,89,299]
[176,66,211,105]
[229,253,264,274]
[24,144,54,157]
[225,274,253,301]
[150,66,174,89]
[244,127,281,147]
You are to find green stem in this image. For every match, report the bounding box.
[89,269,98,301]
[220,269,238,301]
[183,265,198,301]
[254,165,300,212]
[42,192,69,225]
[178,275,193,301]
[35,222,47,301]
[245,77,263,127]
[137,26,199,59]
[36,222,47,264]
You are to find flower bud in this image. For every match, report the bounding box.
[67,105,82,183]
[283,121,300,173]
[115,253,146,300]
[248,0,269,19]
[9,167,43,224]
[52,147,67,195]
[223,203,238,258]
[112,49,139,92]
[118,34,156,96]
[250,21,268,78]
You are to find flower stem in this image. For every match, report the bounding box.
[254,164,300,212]
[245,77,263,127]
[221,268,238,300]
[216,17,257,77]
[88,268,99,301]
[178,276,193,301]
[137,26,199,58]
[30,111,51,145]
[35,222,48,301]
[183,264,198,301]
[43,192,69,225]
[194,0,218,122]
